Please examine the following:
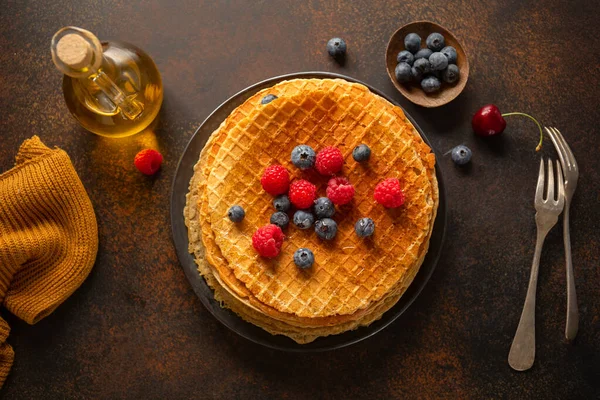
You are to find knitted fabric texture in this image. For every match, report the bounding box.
[0,136,98,388]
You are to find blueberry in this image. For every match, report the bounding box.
[293,248,315,269]
[227,205,245,222]
[314,197,335,219]
[426,32,445,52]
[404,33,421,54]
[429,70,442,79]
[293,210,315,229]
[395,62,412,83]
[273,195,291,212]
[327,38,347,59]
[396,50,414,66]
[261,94,277,105]
[414,48,433,60]
[421,76,441,93]
[441,46,457,64]
[291,145,316,169]
[451,145,472,165]
[411,67,423,82]
[413,58,430,75]
[429,52,448,71]
[315,218,337,240]
[355,218,375,238]
[352,144,371,162]
[442,64,460,84]
[270,211,289,229]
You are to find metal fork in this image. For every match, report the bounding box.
[545,127,579,341]
[508,159,565,371]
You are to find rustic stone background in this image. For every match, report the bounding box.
[0,0,598,398]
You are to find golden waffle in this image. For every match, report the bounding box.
[185,78,438,342]
[187,163,430,343]
[206,82,434,319]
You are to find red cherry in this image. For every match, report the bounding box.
[472,104,507,136]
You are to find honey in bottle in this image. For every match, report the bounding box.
[51,26,163,138]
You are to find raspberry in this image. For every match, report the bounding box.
[374,178,405,208]
[260,165,290,196]
[326,177,355,205]
[252,224,285,258]
[134,149,163,175]
[288,179,317,209]
[315,146,344,175]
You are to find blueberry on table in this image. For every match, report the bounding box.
[442,64,460,84]
[451,145,472,165]
[413,58,430,74]
[441,46,457,64]
[395,62,412,83]
[293,248,315,269]
[404,33,421,54]
[426,32,445,51]
[414,48,433,60]
[327,38,347,59]
[396,50,414,66]
[228,205,245,222]
[421,75,441,93]
[429,52,448,71]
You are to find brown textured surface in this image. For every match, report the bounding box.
[0,0,598,398]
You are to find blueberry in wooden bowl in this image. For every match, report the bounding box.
[386,21,469,108]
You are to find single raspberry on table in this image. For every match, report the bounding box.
[252,224,285,258]
[260,165,290,196]
[315,146,344,175]
[134,149,163,175]
[288,179,317,209]
[374,178,405,208]
[326,177,355,205]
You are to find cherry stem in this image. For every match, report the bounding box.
[501,112,543,151]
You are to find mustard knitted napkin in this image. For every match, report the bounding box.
[0,136,98,387]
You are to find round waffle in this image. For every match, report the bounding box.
[185,78,438,343]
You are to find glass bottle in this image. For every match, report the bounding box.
[51,26,163,138]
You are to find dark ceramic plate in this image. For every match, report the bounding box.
[170,72,447,352]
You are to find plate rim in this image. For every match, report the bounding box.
[170,71,447,352]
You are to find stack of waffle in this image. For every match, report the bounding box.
[185,78,438,344]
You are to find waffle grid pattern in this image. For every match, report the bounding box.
[202,80,435,318]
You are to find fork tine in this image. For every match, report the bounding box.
[545,127,568,169]
[556,160,565,207]
[535,158,545,202]
[552,127,577,169]
[546,158,554,201]
[548,127,571,168]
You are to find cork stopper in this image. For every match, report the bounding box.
[56,33,93,70]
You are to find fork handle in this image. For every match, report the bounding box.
[508,229,547,371]
[563,205,579,341]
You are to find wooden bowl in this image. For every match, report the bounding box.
[386,21,469,108]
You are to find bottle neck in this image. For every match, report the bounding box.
[51,27,103,78]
